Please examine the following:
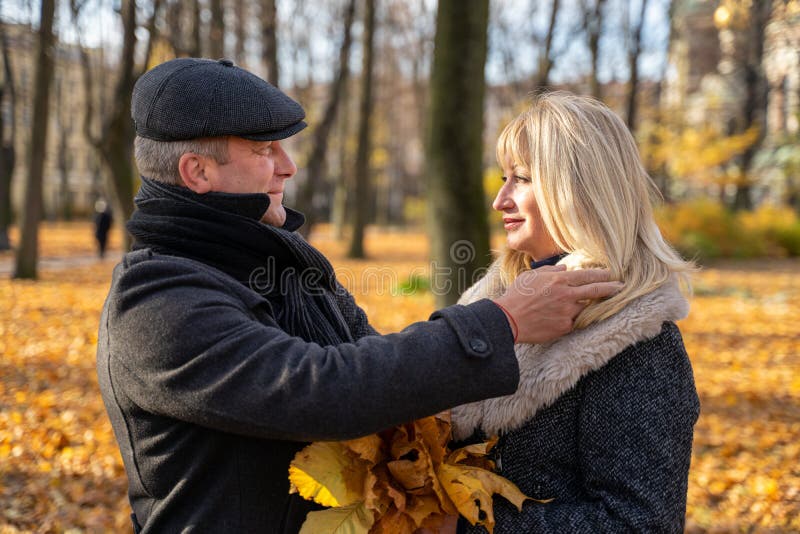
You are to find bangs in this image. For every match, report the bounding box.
[495,113,530,171]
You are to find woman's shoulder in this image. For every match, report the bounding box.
[610,321,690,372]
[582,321,700,420]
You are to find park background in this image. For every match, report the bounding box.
[1,0,799,531]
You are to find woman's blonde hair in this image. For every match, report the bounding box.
[496,92,694,328]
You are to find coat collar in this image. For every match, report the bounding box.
[452,257,689,440]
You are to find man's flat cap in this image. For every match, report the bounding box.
[132,58,306,142]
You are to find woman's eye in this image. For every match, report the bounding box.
[513,175,530,183]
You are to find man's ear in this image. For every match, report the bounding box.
[178,153,213,193]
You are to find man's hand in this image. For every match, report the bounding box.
[493,265,622,344]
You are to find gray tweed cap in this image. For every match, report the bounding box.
[132,58,307,142]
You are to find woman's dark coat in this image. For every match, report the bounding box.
[454,259,701,533]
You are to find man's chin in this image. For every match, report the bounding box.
[261,206,287,227]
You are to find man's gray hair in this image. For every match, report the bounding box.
[134,136,230,185]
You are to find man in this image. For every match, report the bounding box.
[97,58,621,533]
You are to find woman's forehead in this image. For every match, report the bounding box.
[499,152,529,171]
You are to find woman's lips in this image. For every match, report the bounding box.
[503,218,524,230]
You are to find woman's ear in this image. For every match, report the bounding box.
[178,153,213,193]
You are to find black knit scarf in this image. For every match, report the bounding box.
[127,177,370,346]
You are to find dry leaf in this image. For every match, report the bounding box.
[289,442,367,507]
[299,502,375,534]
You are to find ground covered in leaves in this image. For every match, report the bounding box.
[0,222,798,532]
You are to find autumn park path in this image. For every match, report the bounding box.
[0,252,122,276]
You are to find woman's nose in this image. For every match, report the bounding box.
[493,186,514,211]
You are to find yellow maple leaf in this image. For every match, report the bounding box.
[289,442,367,507]
[299,502,375,534]
[437,463,530,534]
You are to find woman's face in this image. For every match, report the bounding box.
[493,159,563,260]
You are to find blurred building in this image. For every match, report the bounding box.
[662,0,800,204]
[2,22,112,220]
[665,0,799,137]
[763,0,800,140]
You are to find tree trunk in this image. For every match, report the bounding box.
[0,24,16,251]
[164,1,184,56]
[298,0,356,238]
[732,0,771,211]
[55,76,74,220]
[347,0,377,259]
[0,146,12,251]
[190,0,202,57]
[234,0,247,66]
[209,0,225,58]
[75,0,159,250]
[625,0,648,133]
[652,0,676,200]
[99,0,141,249]
[583,0,606,99]
[426,0,491,307]
[331,87,351,240]
[261,0,279,86]
[14,0,56,279]
[535,0,560,91]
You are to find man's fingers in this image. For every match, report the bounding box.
[531,264,566,272]
[563,268,613,286]
[572,281,624,301]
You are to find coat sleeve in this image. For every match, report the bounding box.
[105,256,519,442]
[488,326,700,534]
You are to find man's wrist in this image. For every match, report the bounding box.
[491,300,518,343]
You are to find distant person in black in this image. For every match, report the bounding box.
[93,199,113,258]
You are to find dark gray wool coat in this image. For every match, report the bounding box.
[454,259,701,533]
[97,180,520,533]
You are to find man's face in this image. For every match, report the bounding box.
[206,137,297,226]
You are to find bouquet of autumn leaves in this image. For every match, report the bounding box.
[288,413,542,533]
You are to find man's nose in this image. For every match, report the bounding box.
[274,143,297,179]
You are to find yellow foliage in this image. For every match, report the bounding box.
[656,200,800,260]
[288,415,535,534]
[641,122,759,185]
[146,38,177,71]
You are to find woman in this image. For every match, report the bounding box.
[453,92,700,533]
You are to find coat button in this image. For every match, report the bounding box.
[469,338,488,353]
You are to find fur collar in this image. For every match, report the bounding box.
[452,257,689,440]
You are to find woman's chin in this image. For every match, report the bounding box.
[504,235,526,253]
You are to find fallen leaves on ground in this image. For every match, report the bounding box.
[1,222,124,260]
[0,224,798,532]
